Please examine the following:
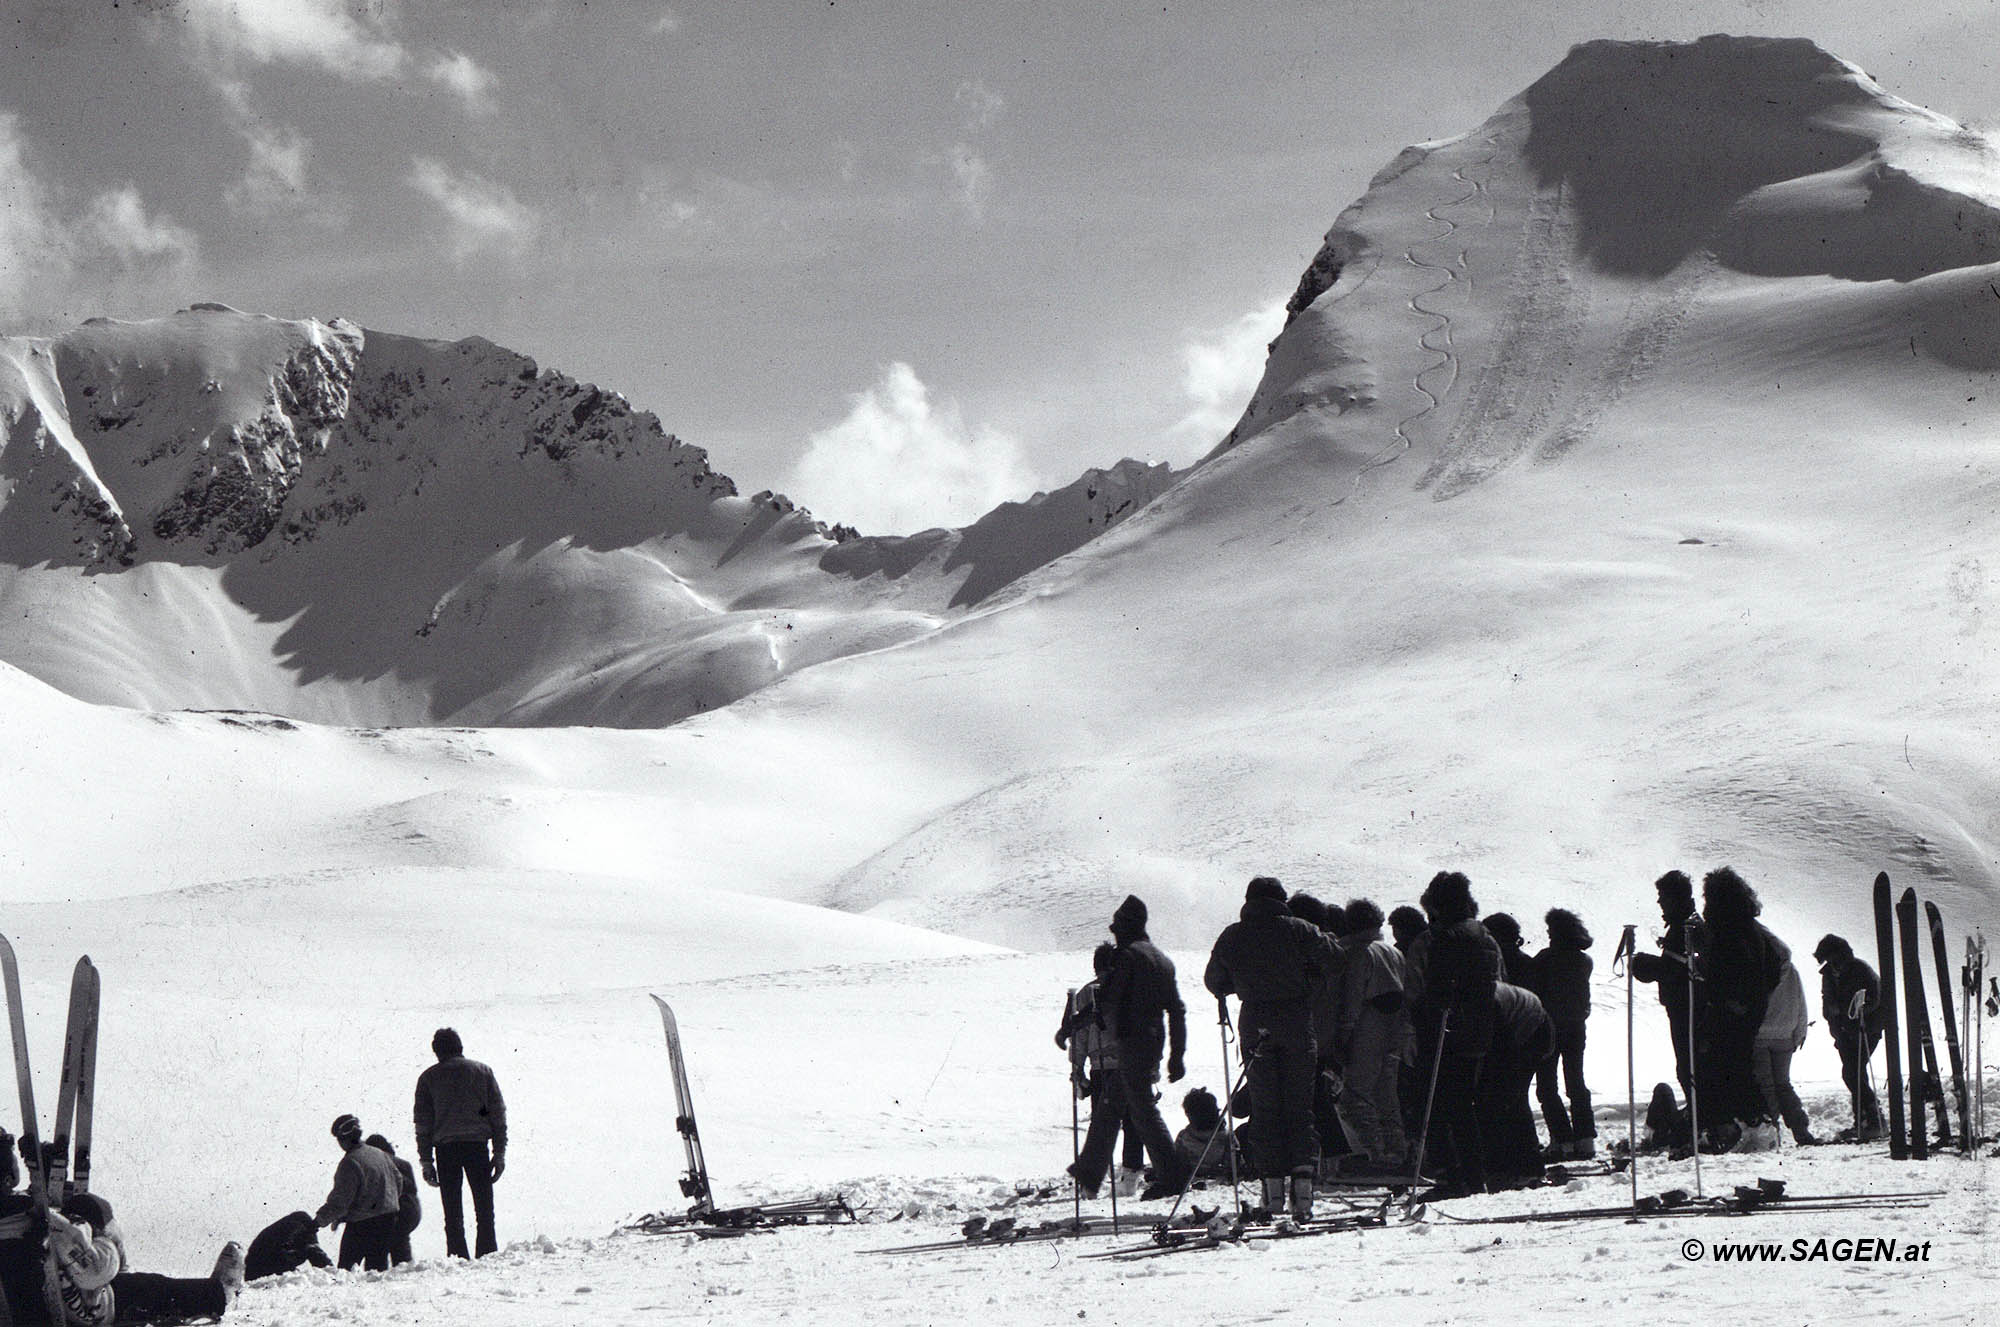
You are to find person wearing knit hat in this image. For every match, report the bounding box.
[314,1116,404,1271]
[1204,876,1340,1219]
[1098,895,1192,1199]
[1814,934,1885,1140]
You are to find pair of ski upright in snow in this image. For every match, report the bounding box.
[1870,873,1979,1158]
[1,939,101,1322]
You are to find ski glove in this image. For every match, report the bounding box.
[1166,1054,1185,1083]
[420,1158,439,1188]
[490,1152,506,1183]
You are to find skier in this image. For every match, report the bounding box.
[1813,934,1885,1140]
[1286,892,1349,1170]
[44,1194,245,1326]
[414,1027,508,1258]
[1483,913,1531,986]
[1404,871,1502,1199]
[316,1114,404,1271]
[1096,896,1192,1199]
[1056,944,1144,1197]
[1532,908,1596,1160]
[1388,906,1427,955]
[1332,898,1410,1176]
[1692,867,1788,1150]
[1629,871,1697,1105]
[1751,953,1817,1145]
[365,1135,424,1266]
[1482,981,1557,1187]
[244,1211,331,1281]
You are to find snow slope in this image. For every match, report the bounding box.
[0,33,1995,1321]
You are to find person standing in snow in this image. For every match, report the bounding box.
[365,1134,424,1266]
[414,1027,507,1259]
[1691,867,1788,1149]
[1404,871,1502,1198]
[1751,953,1816,1145]
[1532,908,1596,1160]
[1204,876,1339,1219]
[1286,892,1349,1169]
[1629,871,1698,1107]
[1097,896,1192,1199]
[1482,913,1531,987]
[1481,982,1556,1187]
[1813,934,1885,1139]
[316,1114,404,1272]
[1332,898,1410,1176]
[1057,944,1145,1197]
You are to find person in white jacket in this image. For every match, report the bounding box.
[1750,957,1818,1146]
[45,1193,244,1326]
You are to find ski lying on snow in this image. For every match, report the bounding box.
[864,1214,1146,1255]
[1086,1209,1406,1260]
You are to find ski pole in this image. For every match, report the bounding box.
[1684,922,1701,1198]
[1616,924,1638,1211]
[1066,988,1082,1229]
[1218,997,1243,1220]
[1409,1006,1450,1191]
[1848,987,1868,1141]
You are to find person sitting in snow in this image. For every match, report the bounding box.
[1172,1087,1240,1179]
[244,1210,331,1281]
[41,1193,243,1327]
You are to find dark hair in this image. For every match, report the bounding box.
[1092,942,1118,977]
[1813,933,1853,965]
[1343,898,1385,933]
[365,1133,397,1156]
[1654,870,1694,900]
[432,1027,464,1058]
[1246,875,1287,904]
[1701,866,1761,926]
[1288,892,1328,928]
[1545,908,1592,950]
[1388,905,1427,943]
[1482,912,1523,948]
[1182,1087,1221,1130]
[60,1193,113,1228]
[1420,871,1478,924]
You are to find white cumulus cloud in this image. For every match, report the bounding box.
[82,187,200,269]
[406,158,538,263]
[175,0,408,80]
[788,363,1037,536]
[1166,298,1287,454]
[426,51,499,114]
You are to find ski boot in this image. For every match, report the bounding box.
[1288,1169,1314,1222]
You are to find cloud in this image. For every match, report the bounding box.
[787,363,1037,536]
[0,114,200,325]
[650,8,683,36]
[224,118,311,214]
[175,0,407,80]
[406,157,538,262]
[426,51,498,114]
[1166,298,1287,453]
[949,145,991,223]
[954,80,1005,133]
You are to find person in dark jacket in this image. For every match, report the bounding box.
[1205,876,1339,1219]
[317,1114,404,1271]
[1333,898,1411,1175]
[245,1211,331,1281]
[365,1135,423,1266]
[414,1028,507,1259]
[1694,867,1788,1146]
[1813,934,1885,1139]
[1404,871,1502,1198]
[1532,908,1596,1159]
[1482,913,1531,987]
[1482,983,1557,1186]
[1629,871,1697,1104]
[1287,892,1350,1168]
[1388,906,1427,954]
[1096,896,1192,1199]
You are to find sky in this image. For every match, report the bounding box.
[2,1,1997,534]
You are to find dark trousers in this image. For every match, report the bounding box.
[1837,1030,1883,1129]
[1482,1056,1548,1180]
[1245,1037,1319,1178]
[1699,1014,1768,1129]
[1074,1069,1129,1190]
[1535,1020,1593,1142]
[107,1271,228,1325]
[1664,996,1693,1100]
[436,1139,498,1258]
[337,1211,401,1271]
[1427,1051,1488,1193]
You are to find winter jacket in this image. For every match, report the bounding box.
[1204,897,1340,1047]
[1099,938,1188,1074]
[1488,983,1556,1071]
[1335,928,1411,1064]
[1533,944,1594,1028]
[1700,921,1788,1025]
[1406,919,1503,1048]
[1630,917,1694,1012]
[1822,956,1884,1042]
[316,1142,403,1228]
[1173,1122,1237,1178]
[1758,960,1810,1050]
[46,1209,120,1327]
[414,1054,509,1156]
[1493,938,1533,989]
[389,1154,423,1235]
[1056,981,1119,1088]
[246,1210,332,1281]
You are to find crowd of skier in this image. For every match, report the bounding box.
[1059,866,1890,1221]
[0,1027,506,1325]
